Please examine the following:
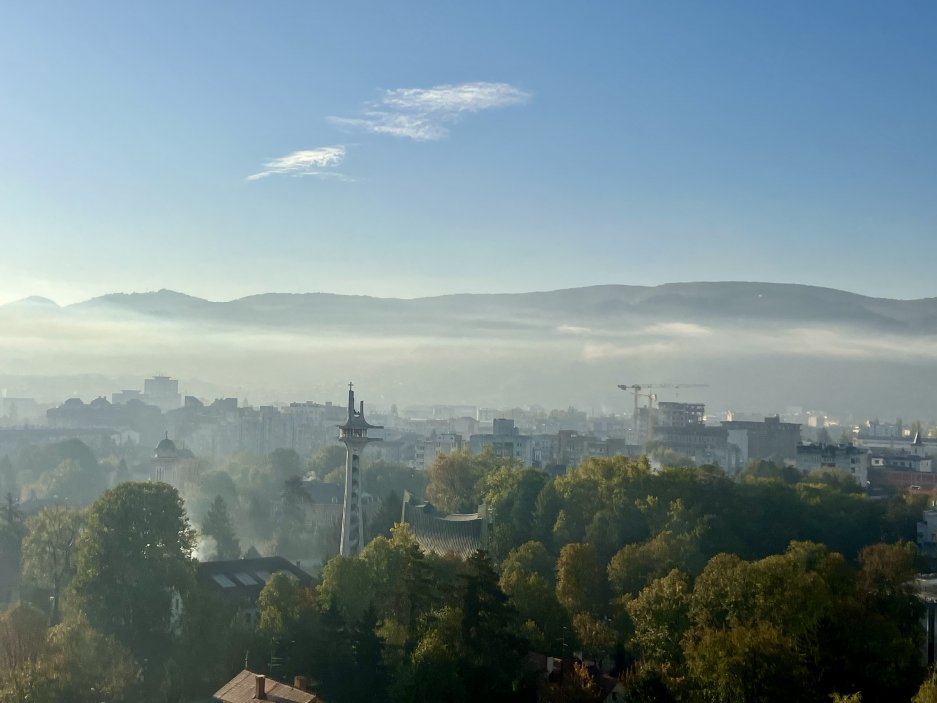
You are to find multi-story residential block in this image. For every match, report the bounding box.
[870,452,933,472]
[469,418,532,464]
[796,442,870,485]
[415,432,464,471]
[143,375,182,412]
[723,415,801,470]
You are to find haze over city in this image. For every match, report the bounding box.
[2,3,937,703]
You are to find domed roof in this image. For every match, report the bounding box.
[155,434,178,459]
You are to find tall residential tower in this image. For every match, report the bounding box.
[338,383,382,556]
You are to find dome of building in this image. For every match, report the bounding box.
[155,434,178,459]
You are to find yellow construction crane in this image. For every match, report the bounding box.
[617,383,710,440]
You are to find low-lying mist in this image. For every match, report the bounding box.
[2,283,936,418]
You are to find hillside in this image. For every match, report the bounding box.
[2,282,936,416]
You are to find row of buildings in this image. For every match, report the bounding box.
[20,378,937,494]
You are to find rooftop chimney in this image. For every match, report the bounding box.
[293,675,307,691]
[254,674,266,700]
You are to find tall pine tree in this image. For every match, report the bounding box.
[202,495,240,560]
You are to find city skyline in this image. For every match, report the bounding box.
[1,2,934,305]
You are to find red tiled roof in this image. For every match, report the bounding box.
[213,670,316,703]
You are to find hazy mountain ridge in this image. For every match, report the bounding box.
[3,282,937,415]
[18,282,937,334]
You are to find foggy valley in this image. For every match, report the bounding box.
[2,2,936,702]
[3,282,937,418]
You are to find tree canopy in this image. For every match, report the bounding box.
[21,506,85,622]
[70,482,195,667]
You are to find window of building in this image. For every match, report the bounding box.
[211,574,236,588]
[234,572,258,586]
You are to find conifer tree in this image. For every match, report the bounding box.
[202,495,240,560]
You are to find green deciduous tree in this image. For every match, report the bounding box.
[572,611,616,663]
[43,615,140,702]
[556,542,605,617]
[500,541,568,652]
[256,571,324,690]
[395,605,465,703]
[501,540,555,586]
[607,500,707,598]
[0,615,138,703]
[318,555,375,625]
[739,459,802,484]
[172,583,257,700]
[685,621,807,703]
[849,542,925,700]
[22,439,106,505]
[426,449,501,514]
[21,506,85,622]
[70,482,195,665]
[258,571,313,640]
[0,602,46,673]
[479,467,548,561]
[36,458,107,505]
[627,568,691,667]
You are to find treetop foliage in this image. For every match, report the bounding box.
[1,446,933,703]
[70,482,196,664]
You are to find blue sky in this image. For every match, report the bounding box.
[0,1,934,304]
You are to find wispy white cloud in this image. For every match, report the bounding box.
[382,83,531,113]
[329,82,531,141]
[247,146,346,181]
[581,341,678,361]
[556,324,593,335]
[643,322,713,338]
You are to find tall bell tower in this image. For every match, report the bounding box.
[338,383,382,556]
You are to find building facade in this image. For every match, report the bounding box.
[796,443,870,485]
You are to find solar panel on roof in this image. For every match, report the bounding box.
[234,572,258,586]
[212,574,236,588]
[255,570,272,582]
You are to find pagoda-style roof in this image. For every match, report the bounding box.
[401,492,487,560]
[338,385,383,433]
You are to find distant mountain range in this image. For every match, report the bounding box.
[6,282,937,335]
[2,282,936,417]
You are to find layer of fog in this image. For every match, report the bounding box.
[2,292,936,418]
